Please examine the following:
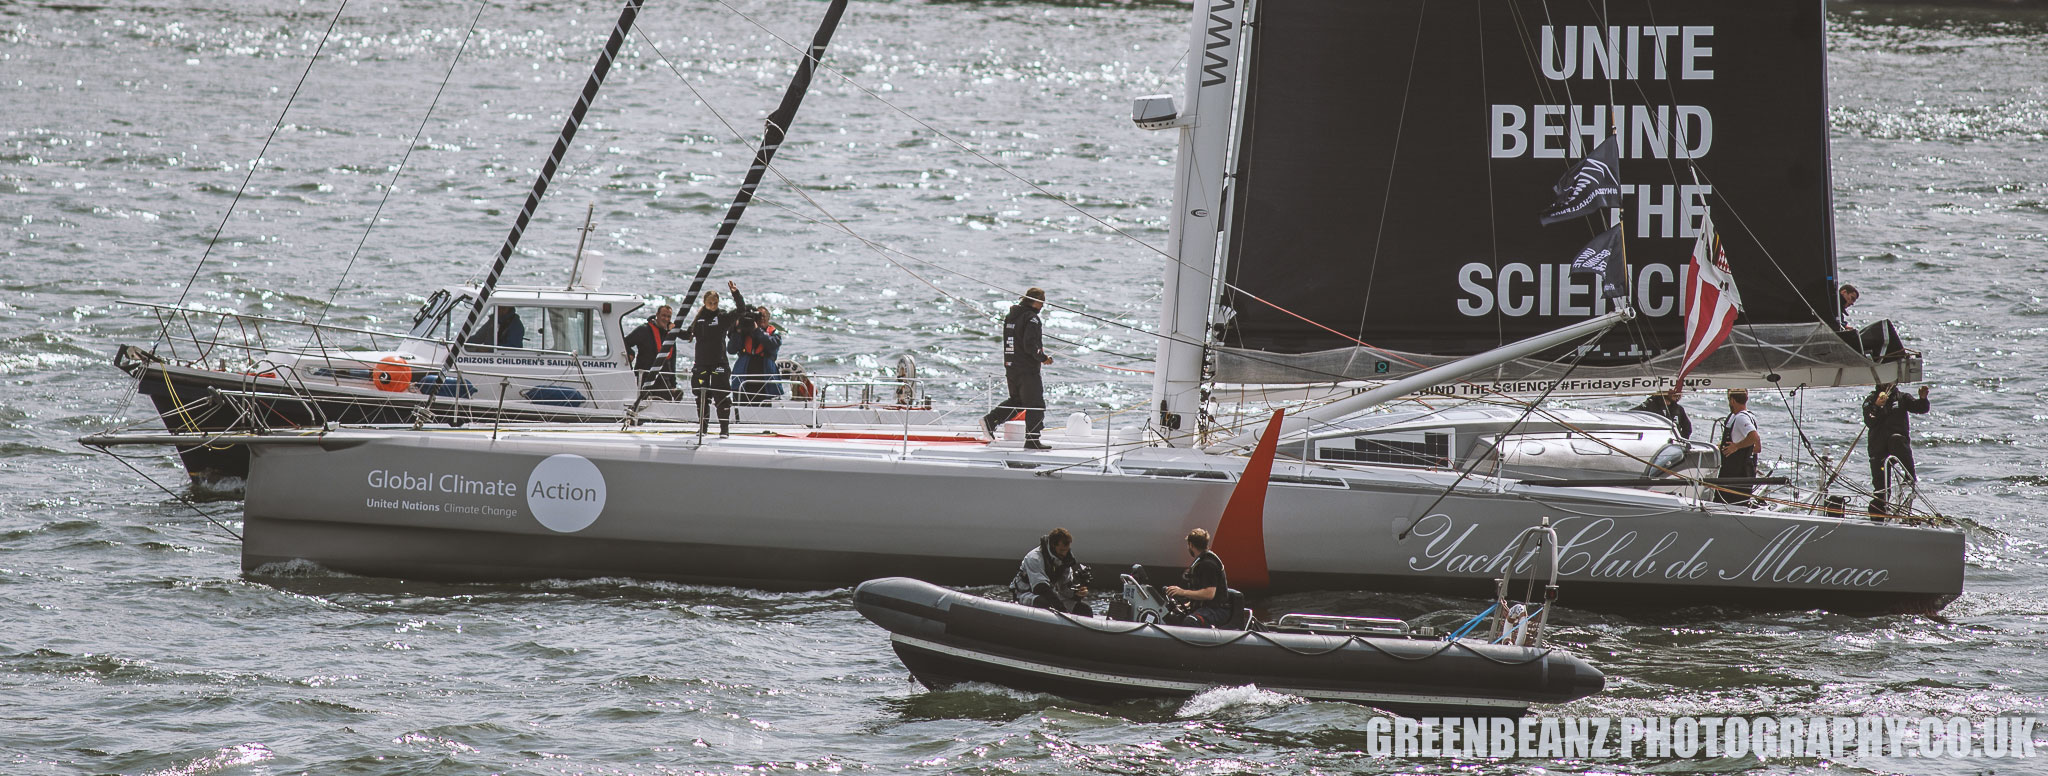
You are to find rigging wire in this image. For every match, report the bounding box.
[93,448,243,542]
[652,5,1178,360]
[1397,325,1601,540]
[1351,2,1431,349]
[631,21,1386,385]
[308,0,493,338]
[707,0,1492,386]
[170,0,352,314]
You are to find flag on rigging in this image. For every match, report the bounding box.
[1540,135,1623,225]
[1569,224,1629,300]
[1676,217,1743,383]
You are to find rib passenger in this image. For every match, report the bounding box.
[1164,528,1234,627]
[1010,527,1091,616]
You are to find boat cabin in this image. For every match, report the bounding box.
[394,285,646,410]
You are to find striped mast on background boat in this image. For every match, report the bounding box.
[679,0,849,305]
[431,0,646,407]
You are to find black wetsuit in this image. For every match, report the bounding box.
[1632,396,1692,439]
[680,290,744,432]
[981,302,1047,442]
[1864,389,1930,514]
[1178,550,1232,627]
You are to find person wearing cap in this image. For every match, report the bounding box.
[980,287,1054,450]
[1863,382,1931,515]
[1632,385,1693,439]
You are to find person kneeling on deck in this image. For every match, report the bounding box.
[1011,527,1092,616]
[1164,528,1238,627]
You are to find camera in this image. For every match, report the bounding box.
[1064,563,1093,594]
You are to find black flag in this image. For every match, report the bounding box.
[1540,135,1622,225]
[1570,225,1629,300]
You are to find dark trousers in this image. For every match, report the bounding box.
[1176,604,1234,628]
[1715,450,1757,506]
[983,369,1045,440]
[1841,321,1906,361]
[1869,434,1917,514]
[692,365,732,427]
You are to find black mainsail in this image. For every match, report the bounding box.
[1211,0,1895,391]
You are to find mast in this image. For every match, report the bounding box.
[435,0,645,387]
[1138,0,1246,447]
[680,0,850,305]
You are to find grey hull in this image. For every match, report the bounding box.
[242,429,1964,614]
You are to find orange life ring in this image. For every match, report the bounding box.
[792,375,816,401]
[371,357,412,392]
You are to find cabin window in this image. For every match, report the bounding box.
[1318,431,1452,468]
[478,306,606,356]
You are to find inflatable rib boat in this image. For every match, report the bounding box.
[854,576,1604,718]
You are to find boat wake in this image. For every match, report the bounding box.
[1175,684,1305,719]
[187,475,246,501]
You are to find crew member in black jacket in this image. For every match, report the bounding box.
[1864,382,1931,515]
[1632,386,1693,439]
[1165,528,1234,627]
[980,287,1054,449]
[679,281,748,437]
[622,304,676,400]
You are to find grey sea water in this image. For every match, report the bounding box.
[3,1,2047,773]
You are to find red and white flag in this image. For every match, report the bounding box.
[1677,217,1743,383]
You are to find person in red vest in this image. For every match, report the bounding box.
[622,304,676,400]
[728,304,784,403]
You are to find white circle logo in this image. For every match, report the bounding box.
[526,454,607,533]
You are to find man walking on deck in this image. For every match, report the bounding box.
[981,287,1053,450]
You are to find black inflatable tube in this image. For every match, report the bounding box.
[854,577,1604,718]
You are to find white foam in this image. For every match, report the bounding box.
[936,681,1061,703]
[1175,684,1303,718]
